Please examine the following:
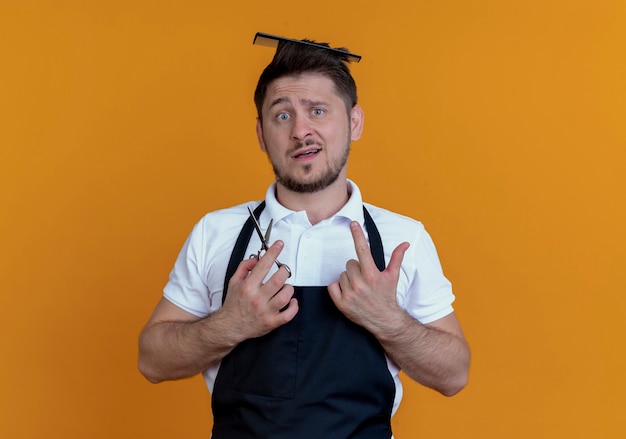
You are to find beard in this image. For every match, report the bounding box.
[268,138,351,194]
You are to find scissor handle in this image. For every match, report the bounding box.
[254,250,292,278]
[277,262,292,278]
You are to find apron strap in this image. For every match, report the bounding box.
[222,202,385,303]
[363,206,385,272]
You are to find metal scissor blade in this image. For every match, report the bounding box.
[265,219,273,244]
[246,206,292,278]
[247,206,269,249]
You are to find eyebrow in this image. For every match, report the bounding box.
[268,97,329,109]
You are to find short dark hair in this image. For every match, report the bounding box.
[254,39,358,120]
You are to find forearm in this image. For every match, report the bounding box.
[138,309,239,383]
[375,310,470,397]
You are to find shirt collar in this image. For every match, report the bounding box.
[264,179,365,226]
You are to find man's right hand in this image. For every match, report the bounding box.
[220,240,298,342]
[138,240,297,383]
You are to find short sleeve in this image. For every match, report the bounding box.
[401,226,455,324]
[163,219,211,317]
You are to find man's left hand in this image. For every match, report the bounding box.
[328,221,410,333]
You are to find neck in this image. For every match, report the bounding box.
[275,178,350,225]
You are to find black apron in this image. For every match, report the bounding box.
[211,202,395,438]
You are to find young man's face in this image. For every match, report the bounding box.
[256,73,364,194]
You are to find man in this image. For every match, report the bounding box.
[138,33,470,438]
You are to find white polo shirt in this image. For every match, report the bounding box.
[164,180,455,416]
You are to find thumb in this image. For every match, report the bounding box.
[385,242,410,276]
[231,255,259,282]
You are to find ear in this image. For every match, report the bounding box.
[256,118,267,152]
[349,104,364,141]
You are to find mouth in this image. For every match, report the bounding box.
[293,148,321,160]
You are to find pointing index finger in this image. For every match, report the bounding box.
[349,221,378,271]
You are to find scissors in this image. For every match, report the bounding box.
[247,206,292,278]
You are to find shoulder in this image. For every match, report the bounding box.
[362,203,426,241]
[194,201,263,235]
[180,201,263,258]
[362,203,443,266]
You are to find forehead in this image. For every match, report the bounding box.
[263,73,342,107]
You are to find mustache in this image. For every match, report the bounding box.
[293,138,322,151]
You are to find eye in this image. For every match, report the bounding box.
[312,108,325,116]
[276,112,291,121]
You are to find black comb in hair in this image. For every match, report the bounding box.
[253,32,361,63]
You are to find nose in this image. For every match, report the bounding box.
[290,115,313,141]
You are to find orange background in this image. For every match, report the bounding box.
[1,1,625,438]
